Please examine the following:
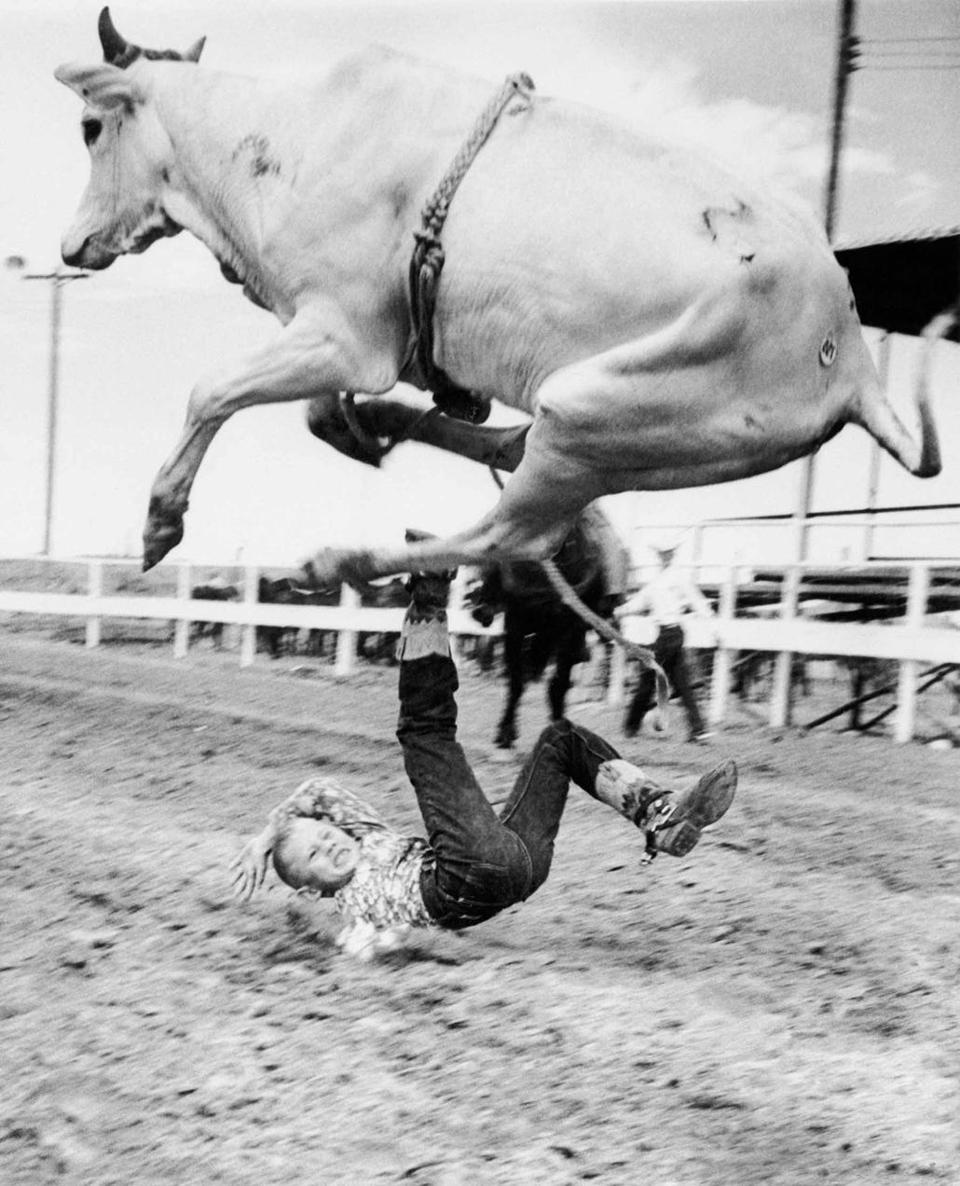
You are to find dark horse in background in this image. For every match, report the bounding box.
[466,507,626,750]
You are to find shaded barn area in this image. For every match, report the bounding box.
[834,228,960,341]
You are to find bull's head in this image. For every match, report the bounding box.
[55,8,205,270]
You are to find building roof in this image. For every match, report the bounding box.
[833,227,960,340]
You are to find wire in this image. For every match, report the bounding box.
[856,34,960,71]
[865,51,960,59]
[863,63,960,71]
[865,35,960,44]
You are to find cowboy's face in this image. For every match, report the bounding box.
[275,818,359,894]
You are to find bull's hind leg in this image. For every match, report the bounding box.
[305,393,612,586]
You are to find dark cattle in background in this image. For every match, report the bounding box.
[733,650,810,703]
[256,577,339,659]
[190,581,239,648]
[357,577,409,665]
[255,575,409,662]
[467,513,621,750]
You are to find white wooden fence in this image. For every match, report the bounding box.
[2,557,959,744]
[0,559,498,677]
[608,560,960,744]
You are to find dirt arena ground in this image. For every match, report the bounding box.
[1,629,958,1185]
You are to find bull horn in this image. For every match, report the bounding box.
[183,36,206,63]
[98,7,129,64]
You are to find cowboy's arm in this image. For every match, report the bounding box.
[231,779,387,901]
[683,579,715,618]
[230,780,343,901]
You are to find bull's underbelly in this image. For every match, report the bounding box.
[554,396,835,490]
[599,430,823,492]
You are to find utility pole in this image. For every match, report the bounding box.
[773,0,860,728]
[20,266,88,554]
[794,0,860,563]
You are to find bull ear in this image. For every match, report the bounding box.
[183,36,206,63]
[54,61,146,112]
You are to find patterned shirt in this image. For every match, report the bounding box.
[269,776,433,931]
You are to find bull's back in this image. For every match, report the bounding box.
[435,93,856,412]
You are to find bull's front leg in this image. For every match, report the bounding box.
[143,312,397,569]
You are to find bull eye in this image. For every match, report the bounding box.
[82,118,103,148]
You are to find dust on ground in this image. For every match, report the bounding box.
[1,632,958,1185]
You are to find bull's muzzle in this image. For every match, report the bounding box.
[61,233,115,271]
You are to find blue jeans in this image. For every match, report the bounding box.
[397,651,621,929]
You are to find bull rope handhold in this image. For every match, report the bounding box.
[408,72,535,425]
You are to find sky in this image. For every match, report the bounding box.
[0,0,958,568]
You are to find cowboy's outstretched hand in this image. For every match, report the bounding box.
[230,829,273,901]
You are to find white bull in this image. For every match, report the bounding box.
[57,9,942,585]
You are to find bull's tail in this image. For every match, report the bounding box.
[852,307,955,479]
[540,558,671,710]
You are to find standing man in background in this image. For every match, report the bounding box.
[617,541,716,743]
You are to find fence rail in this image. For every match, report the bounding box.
[2,557,959,744]
[609,560,960,745]
[0,559,498,676]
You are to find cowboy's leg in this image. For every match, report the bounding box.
[624,667,655,734]
[500,715,738,870]
[667,627,707,738]
[396,600,532,927]
[498,719,621,892]
[625,625,671,733]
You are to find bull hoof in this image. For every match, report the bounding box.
[142,508,185,571]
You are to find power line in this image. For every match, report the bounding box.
[864,35,960,44]
[864,62,960,71]
[864,51,960,59]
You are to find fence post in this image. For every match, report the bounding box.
[85,559,103,649]
[708,566,738,724]
[690,522,704,566]
[335,583,360,676]
[239,565,259,667]
[770,563,801,727]
[173,563,191,658]
[894,563,930,744]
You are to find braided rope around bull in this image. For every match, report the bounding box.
[338,73,670,710]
